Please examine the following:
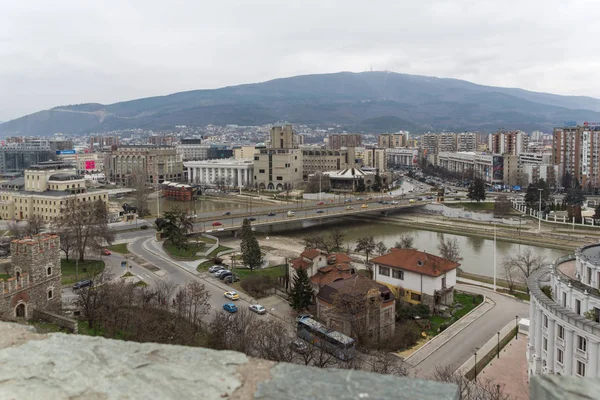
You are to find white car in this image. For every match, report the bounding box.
[249,304,266,314]
[390,201,399,205]
[208,265,225,273]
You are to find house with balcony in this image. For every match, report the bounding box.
[371,248,460,310]
[528,244,600,378]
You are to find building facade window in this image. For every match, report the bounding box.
[577,361,586,377]
[558,325,564,340]
[576,299,581,315]
[47,289,53,300]
[410,293,422,302]
[557,348,564,364]
[379,266,390,277]
[392,270,404,280]
[577,335,587,352]
[47,267,51,276]
[543,337,548,351]
[544,315,548,328]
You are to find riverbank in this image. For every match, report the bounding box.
[376,213,589,251]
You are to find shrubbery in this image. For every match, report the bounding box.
[395,302,431,322]
[241,275,277,298]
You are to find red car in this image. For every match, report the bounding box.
[212,221,223,227]
[101,249,111,256]
[317,201,325,205]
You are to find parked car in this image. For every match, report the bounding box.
[223,275,239,284]
[409,199,416,203]
[101,248,111,256]
[316,209,324,214]
[426,196,434,200]
[73,280,93,290]
[224,291,239,300]
[267,212,276,216]
[249,304,267,314]
[214,269,231,277]
[223,303,238,313]
[287,211,295,217]
[290,339,309,354]
[361,204,368,209]
[248,217,256,221]
[317,201,325,205]
[345,206,354,210]
[219,271,233,280]
[223,211,231,216]
[296,313,313,322]
[208,265,225,273]
[212,221,222,227]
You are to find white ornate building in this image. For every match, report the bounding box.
[528,244,600,378]
[184,159,254,188]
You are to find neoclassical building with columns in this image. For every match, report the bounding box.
[184,159,254,188]
[528,244,600,378]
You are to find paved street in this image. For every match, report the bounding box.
[411,284,529,378]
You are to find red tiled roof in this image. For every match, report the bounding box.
[301,248,322,259]
[310,264,354,287]
[371,248,460,277]
[327,253,352,264]
[317,275,395,304]
[290,257,311,271]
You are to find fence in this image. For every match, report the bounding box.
[424,203,525,226]
[512,201,599,229]
[464,326,518,381]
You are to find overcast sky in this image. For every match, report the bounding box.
[1,0,599,121]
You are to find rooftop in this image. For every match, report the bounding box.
[579,244,600,264]
[48,173,83,181]
[372,248,460,277]
[317,275,395,305]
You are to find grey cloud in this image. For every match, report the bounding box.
[1,0,599,120]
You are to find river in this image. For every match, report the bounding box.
[260,217,567,279]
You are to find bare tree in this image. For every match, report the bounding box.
[376,241,388,256]
[305,172,331,193]
[58,228,76,262]
[503,261,518,294]
[128,172,152,217]
[7,221,26,239]
[330,227,345,251]
[369,351,408,376]
[26,214,46,236]
[503,249,545,292]
[302,234,334,254]
[437,237,462,263]
[173,282,211,329]
[250,319,295,362]
[394,235,415,249]
[355,236,377,276]
[493,194,511,218]
[432,365,513,400]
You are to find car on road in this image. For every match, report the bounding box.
[344,199,352,203]
[73,280,93,290]
[409,199,416,203]
[287,211,295,217]
[390,201,399,205]
[248,217,256,221]
[426,196,434,200]
[223,303,238,313]
[345,206,353,210]
[223,275,239,284]
[208,265,225,273]
[214,269,231,277]
[223,211,231,216]
[316,209,324,214]
[417,197,424,201]
[224,291,240,300]
[317,201,325,205]
[267,212,276,216]
[361,204,368,209]
[378,200,384,204]
[290,339,309,354]
[249,304,267,314]
[382,201,390,205]
[101,248,111,256]
[212,221,222,227]
[356,197,363,201]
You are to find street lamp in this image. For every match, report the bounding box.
[515,315,519,340]
[474,351,478,381]
[538,188,543,231]
[493,222,497,292]
[497,331,500,359]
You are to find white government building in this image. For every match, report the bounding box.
[528,244,600,378]
[184,159,254,187]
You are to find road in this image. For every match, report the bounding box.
[411,284,529,378]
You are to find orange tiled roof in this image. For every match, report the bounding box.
[290,257,311,271]
[327,253,352,264]
[301,248,322,259]
[371,248,460,277]
[310,267,353,287]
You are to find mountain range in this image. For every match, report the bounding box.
[3,71,600,136]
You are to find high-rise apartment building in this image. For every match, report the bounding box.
[328,134,362,150]
[420,133,458,155]
[363,148,388,172]
[90,136,120,151]
[489,130,528,156]
[176,138,207,161]
[254,125,303,191]
[553,124,600,190]
[456,132,477,152]
[378,133,406,148]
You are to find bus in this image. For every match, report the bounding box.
[296,317,356,360]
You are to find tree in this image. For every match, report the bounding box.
[562,171,572,191]
[162,206,193,250]
[564,184,586,223]
[375,241,388,255]
[594,205,600,220]
[302,233,334,254]
[172,281,211,330]
[394,235,414,249]
[25,214,46,236]
[331,284,383,346]
[503,261,518,294]
[290,268,313,311]
[356,179,366,193]
[7,221,26,239]
[371,172,383,192]
[305,172,330,193]
[240,219,263,271]
[330,228,345,251]
[467,178,486,202]
[493,194,511,218]
[355,236,376,275]
[56,199,115,262]
[503,249,545,293]
[524,179,551,210]
[369,351,408,376]
[58,228,76,262]
[437,237,462,263]
[128,172,152,217]
[432,365,513,400]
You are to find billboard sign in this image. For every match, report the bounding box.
[512,185,521,191]
[56,150,75,155]
[492,156,504,181]
[85,160,96,170]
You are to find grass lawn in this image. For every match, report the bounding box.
[448,202,495,210]
[234,264,286,280]
[197,260,215,271]
[121,271,134,278]
[458,270,528,293]
[427,291,484,337]
[163,241,204,260]
[135,280,148,287]
[61,259,105,285]
[107,243,129,254]
[208,245,232,258]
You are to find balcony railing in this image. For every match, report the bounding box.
[554,254,600,298]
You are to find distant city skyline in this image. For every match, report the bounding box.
[2,0,600,121]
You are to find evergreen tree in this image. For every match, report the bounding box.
[356,180,366,193]
[524,179,551,210]
[564,185,587,223]
[371,172,383,192]
[467,178,486,202]
[240,218,263,271]
[290,269,313,311]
